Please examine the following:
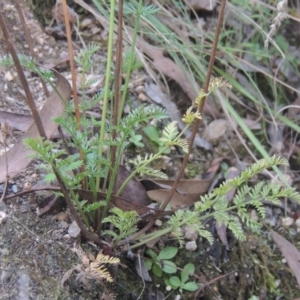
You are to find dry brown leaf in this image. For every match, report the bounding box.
[114,165,150,206]
[0,70,71,183]
[184,0,217,10]
[146,178,212,207]
[135,254,152,282]
[146,158,227,207]
[0,111,32,132]
[271,230,300,288]
[136,37,220,118]
[37,194,66,216]
[74,189,173,219]
[5,186,174,220]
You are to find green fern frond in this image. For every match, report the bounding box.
[137,167,168,179]
[170,227,185,248]
[172,138,189,153]
[120,105,168,131]
[213,198,229,211]
[0,54,53,80]
[160,121,178,143]
[102,207,141,244]
[227,217,246,241]
[44,172,57,183]
[167,210,184,228]
[82,201,106,213]
[198,228,214,245]
[195,194,215,213]
[129,154,155,166]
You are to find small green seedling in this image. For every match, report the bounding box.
[166,263,198,293]
[129,130,144,148]
[144,246,178,277]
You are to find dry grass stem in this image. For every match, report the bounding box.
[265,0,288,48]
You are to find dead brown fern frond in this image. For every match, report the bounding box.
[61,244,120,287]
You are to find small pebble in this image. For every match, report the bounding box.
[12,184,18,193]
[63,234,71,239]
[295,218,300,228]
[185,240,197,251]
[138,93,147,101]
[281,217,294,227]
[155,219,162,227]
[23,182,32,191]
[68,220,81,238]
[282,258,287,264]
[204,119,228,142]
[81,18,93,29]
[274,279,281,288]
[54,212,68,222]
[0,211,7,224]
[58,221,69,229]
[4,71,14,81]
[135,85,144,93]
[184,225,198,241]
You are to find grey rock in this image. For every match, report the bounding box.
[68,220,81,238]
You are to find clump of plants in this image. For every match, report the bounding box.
[1,0,300,296]
[2,49,300,253]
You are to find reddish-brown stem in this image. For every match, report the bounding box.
[159,0,227,211]
[61,0,86,189]
[14,0,49,97]
[0,10,46,138]
[124,0,227,244]
[52,168,104,246]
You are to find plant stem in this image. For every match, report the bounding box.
[61,0,86,189]
[96,0,116,191]
[119,0,144,122]
[158,0,227,212]
[0,10,46,138]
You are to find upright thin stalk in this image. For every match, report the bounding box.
[61,0,86,189]
[14,0,49,97]
[0,10,46,138]
[96,0,116,192]
[124,0,227,243]
[118,0,144,122]
[97,0,124,230]
[159,0,227,211]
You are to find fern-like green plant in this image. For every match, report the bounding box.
[3,38,298,254]
[102,207,141,247]
[130,156,300,249]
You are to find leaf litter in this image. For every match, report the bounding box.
[0,70,71,183]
